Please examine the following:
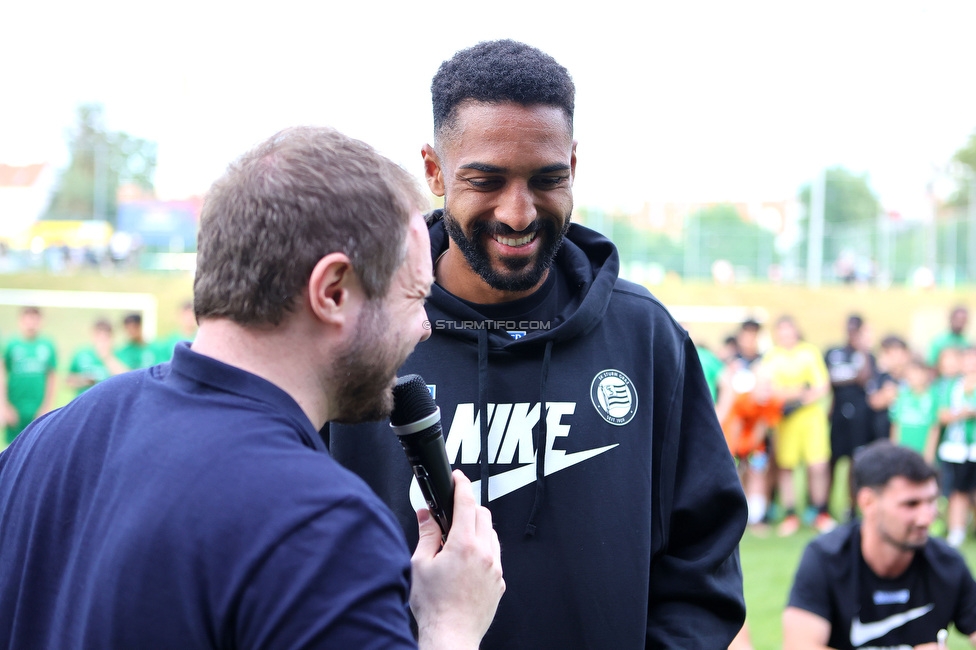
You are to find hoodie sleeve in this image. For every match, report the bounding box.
[646,334,747,647]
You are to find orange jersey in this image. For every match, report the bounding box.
[722,392,784,458]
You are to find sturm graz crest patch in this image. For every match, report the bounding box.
[590,369,638,426]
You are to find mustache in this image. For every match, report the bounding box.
[471,220,547,238]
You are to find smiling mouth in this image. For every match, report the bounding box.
[494,232,537,247]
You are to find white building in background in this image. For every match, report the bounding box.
[0,163,55,248]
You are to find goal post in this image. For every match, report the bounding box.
[665,305,769,351]
[666,305,768,326]
[0,289,158,340]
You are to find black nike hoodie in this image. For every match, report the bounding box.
[327,215,747,649]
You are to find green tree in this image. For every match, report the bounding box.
[44,104,157,225]
[797,166,881,268]
[612,215,685,276]
[575,207,685,276]
[947,130,976,208]
[955,130,976,172]
[685,204,776,280]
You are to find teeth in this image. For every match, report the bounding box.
[495,232,536,247]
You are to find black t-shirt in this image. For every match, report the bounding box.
[826,346,870,388]
[866,370,898,442]
[825,346,870,404]
[826,346,874,449]
[824,345,877,450]
[788,522,976,649]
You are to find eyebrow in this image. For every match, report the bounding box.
[458,162,571,174]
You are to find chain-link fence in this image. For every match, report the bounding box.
[610,206,976,287]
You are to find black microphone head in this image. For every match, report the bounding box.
[391,374,436,426]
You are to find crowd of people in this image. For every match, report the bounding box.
[698,305,976,546]
[709,307,976,648]
[1,301,197,446]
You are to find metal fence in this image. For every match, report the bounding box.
[612,207,976,287]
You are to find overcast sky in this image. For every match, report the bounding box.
[3,1,975,220]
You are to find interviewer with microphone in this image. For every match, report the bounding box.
[0,126,503,649]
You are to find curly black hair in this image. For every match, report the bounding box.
[431,39,575,136]
[852,440,938,493]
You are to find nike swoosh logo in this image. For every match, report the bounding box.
[473,444,619,503]
[849,604,934,646]
[409,444,618,509]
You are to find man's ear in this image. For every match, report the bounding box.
[308,252,358,325]
[570,140,578,184]
[856,487,875,516]
[422,144,445,197]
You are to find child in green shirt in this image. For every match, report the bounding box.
[2,307,57,445]
[938,346,976,547]
[66,319,127,396]
[891,356,939,462]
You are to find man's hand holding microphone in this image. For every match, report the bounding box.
[391,374,504,650]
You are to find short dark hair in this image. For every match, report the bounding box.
[194,126,426,326]
[847,314,864,330]
[741,319,761,332]
[431,39,575,138]
[124,313,142,326]
[880,334,907,350]
[852,440,937,493]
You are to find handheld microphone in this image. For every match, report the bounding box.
[390,374,454,541]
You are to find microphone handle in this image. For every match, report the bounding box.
[393,409,454,541]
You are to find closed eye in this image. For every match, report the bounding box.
[532,175,570,189]
[463,176,503,190]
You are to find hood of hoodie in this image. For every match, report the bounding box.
[423,210,619,349]
[422,210,622,535]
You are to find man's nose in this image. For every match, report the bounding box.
[494,182,537,232]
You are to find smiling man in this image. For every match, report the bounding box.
[784,440,976,649]
[327,40,746,648]
[427,100,574,302]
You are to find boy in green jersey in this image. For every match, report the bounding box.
[933,346,963,409]
[891,356,939,462]
[2,306,57,445]
[115,313,157,370]
[938,346,976,547]
[66,319,126,395]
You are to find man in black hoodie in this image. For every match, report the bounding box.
[328,40,747,648]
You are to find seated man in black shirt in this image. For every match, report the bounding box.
[783,440,976,649]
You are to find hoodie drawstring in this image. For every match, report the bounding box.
[478,329,490,509]
[524,339,553,537]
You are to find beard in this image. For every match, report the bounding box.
[330,299,404,424]
[879,524,928,552]
[442,204,571,293]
